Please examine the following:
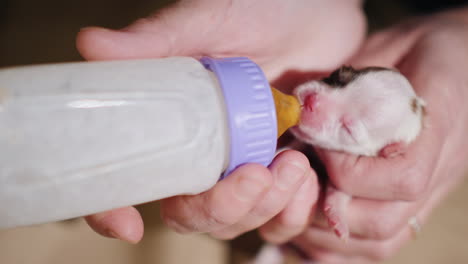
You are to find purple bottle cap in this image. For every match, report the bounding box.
[201,57,278,180]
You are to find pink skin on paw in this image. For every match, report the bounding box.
[378,142,407,158]
[323,186,351,242]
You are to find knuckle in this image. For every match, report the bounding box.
[200,194,238,228]
[161,195,234,233]
[255,202,282,219]
[161,214,192,234]
[201,207,235,228]
[160,199,193,233]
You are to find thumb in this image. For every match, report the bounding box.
[76,9,203,61]
[76,26,171,60]
[349,20,428,68]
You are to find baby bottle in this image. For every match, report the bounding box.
[0,57,300,228]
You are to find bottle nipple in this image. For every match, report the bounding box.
[270,87,301,138]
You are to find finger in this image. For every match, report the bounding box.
[300,194,439,261]
[299,173,453,262]
[84,206,144,243]
[339,198,417,241]
[294,223,413,263]
[258,172,319,244]
[341,161,460,240]
[76,5,205,61]
[210,150,313,240]
[316,114,443,201]
[295,246,351,264]
[76,24,187,61]
[160,163,273,234]
[349,19,429,67]
[300,247,373,264]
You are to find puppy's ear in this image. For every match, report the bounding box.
[378,142,407,158]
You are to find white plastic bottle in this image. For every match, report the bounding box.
[0,57,279,228]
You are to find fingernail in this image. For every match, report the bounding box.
[235,174,269,202]
[105,229,140,244]
[105,229,120,240]
[277,162,306,190]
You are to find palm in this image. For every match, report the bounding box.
[292,13,468,262]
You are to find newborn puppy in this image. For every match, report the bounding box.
[251,66,425,264]
[291,66,426,240]
[293,66,425,157]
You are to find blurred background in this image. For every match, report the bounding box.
[1,0,468,263]
[2,0,467,68]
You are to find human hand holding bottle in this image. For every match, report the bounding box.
[77,0,366,243]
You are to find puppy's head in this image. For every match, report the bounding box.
[291,66,425,156]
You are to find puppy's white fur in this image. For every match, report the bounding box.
[250,68,425,264]
[292,69,425,156]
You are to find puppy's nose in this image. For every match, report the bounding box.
[304,93,317,112]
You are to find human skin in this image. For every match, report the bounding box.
[291,8,468,263]
[77,0,365,244]
[78,1,468,262]
[77,0,468,262]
